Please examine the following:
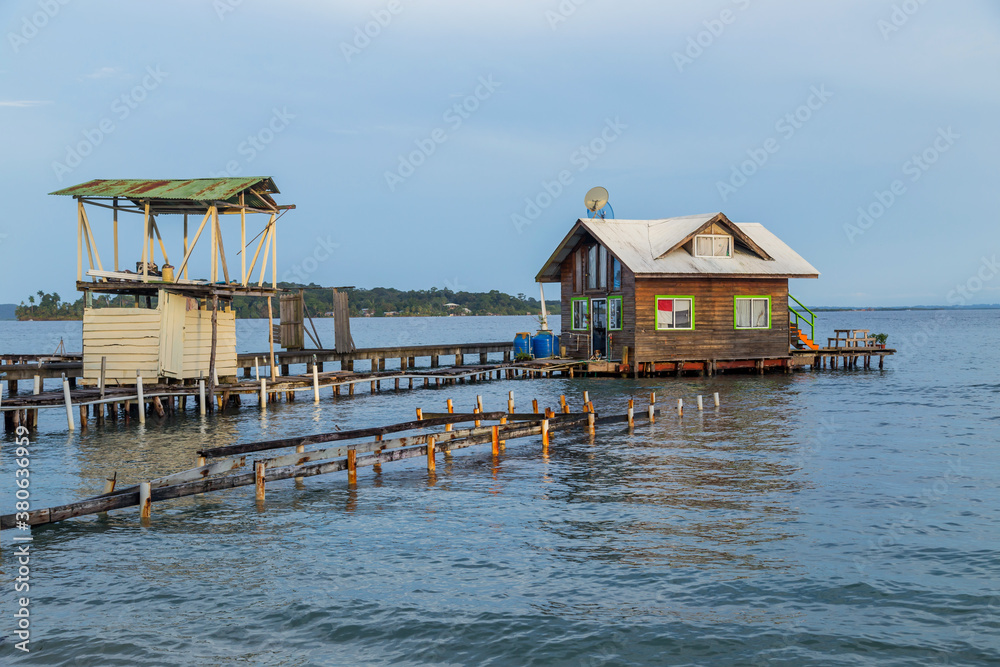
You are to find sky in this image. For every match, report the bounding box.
[1,0,998,307]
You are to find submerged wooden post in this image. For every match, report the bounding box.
[499,415,507,448]
[312,357,320,404]
[583,390,590,405]
[507,391,514,414]
[492,425,500,456]
[427,436,436,472]
[295,444,305,483]
[474,407,481,428]
[260,378,267,409]
[532,399,539,414]
[697,395,704,411]
[445,399,453,431]
[198,376,206,416]
[136,370,146,424]
[677,398,683,416]
[255,461,266,501]
[347,449,357,485]
[416,407,423,421]
[627,399,634,430]
[587,411,595,436]
[713,392,720,408]
[139,482,151,519]
[62,373,75,431]
[541,419,549,450]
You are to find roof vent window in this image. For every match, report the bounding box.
[694,234,732,258]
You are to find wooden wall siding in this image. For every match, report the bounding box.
[82,303,238,383]
[633,278,789,362]
[83,308,161,382]
[182,309,237,379]
[559,244,634,361]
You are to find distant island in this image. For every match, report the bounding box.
[13,285,562,320]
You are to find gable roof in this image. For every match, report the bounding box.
[535,212,820,282]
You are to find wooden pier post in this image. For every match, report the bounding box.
[445,399,453,431]
[587,411,595,436]
[697,395,704,411]
[416,407,423,421]
[714,392,720,408]
[62,374,75,431]
[136,370,145,424]
[255,462,266,501]
[491,426,500,456]
[532,399,539,414]
[627,399,634,430]
[507,391,515,414]
[427,436,436,473]
[139,482,151,520]
[541,419,549,451]
[312,359,320,404]
[198,377,206,416]
[677,398,683,416]
[260,378,267,409]
[347,449,357,485]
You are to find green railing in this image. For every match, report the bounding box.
[788,294,816,342]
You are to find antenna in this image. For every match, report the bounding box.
[584,186,614,220]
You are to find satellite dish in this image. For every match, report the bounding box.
[584,186,614,220]
[584,186,609,212]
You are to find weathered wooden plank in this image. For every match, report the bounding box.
[197,412,509,458]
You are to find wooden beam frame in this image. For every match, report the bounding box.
[113,197,119,272]
[142,202,150,282]
[240,192,246,285]
[215,209,230,284]
[150,217,170,266]
[76,200,84,281]
[175,208,213,280]
[246,215,274,287]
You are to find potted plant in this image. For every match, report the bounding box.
[871,333,888,349]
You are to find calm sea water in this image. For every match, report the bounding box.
[0,312,998,666]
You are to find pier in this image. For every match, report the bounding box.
[0,389,712,530]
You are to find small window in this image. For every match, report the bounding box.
[609,296,623,331]
[571,298,590,331]
[734,296,771,329]
[612,258,622,290]
[655,296,694,330]
[587,246,598,289]
[694,234,732,258]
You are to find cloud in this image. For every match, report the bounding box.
[0,100,52,107]
[83,66,123,79]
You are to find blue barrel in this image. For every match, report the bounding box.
[532,330,555,359]
[514,332,532,358]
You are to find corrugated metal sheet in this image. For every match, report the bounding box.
[536,214,820,281]
[50,177,278,201]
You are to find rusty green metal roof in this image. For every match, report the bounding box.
[50,177,279,200]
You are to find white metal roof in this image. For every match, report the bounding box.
[535,213,820,282]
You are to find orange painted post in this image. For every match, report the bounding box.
[416,407,423,421]
[446,399,454,431]
[139,482,151,520]
[532,399,539,414]
[347,449,357,485]
[491,426,500,456]
[474,407,481,428]
[255,462,266,501]
[507,390,515,414]
[628,399,634,430]
[677,398,683,416]
[541,419,550,450]
[583,390,590,406]
[587,411,595,436]
[649,393,656,423]
[500,416,507,448]
[427,436,436,473]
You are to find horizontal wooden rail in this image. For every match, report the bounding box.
[196,412,509,458]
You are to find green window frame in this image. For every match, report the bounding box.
[655,295,694,331]
[734,296,771,330]
[571,297,590,331]
[609,296,623,331]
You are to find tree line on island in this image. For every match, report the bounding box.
[14,285,562,320]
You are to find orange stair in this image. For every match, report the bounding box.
[790,324,819,351]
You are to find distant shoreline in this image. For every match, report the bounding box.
[4,305,998,322]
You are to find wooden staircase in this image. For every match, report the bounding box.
[790,322,819,350]
[789,294,819,351]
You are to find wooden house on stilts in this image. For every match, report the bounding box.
[535,212,822,374]
[50,177,294,393]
